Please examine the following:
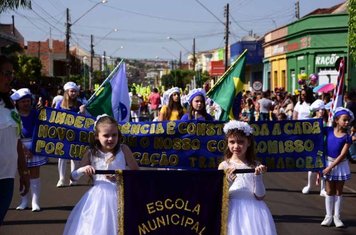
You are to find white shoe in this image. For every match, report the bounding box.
[69,180,77,186]
[56,179,65,187]
[32,204,40,212]
[16,195,29,210]
[333,215,345,228]
[320,189,327,197]
[321,215,333,226]
[302,185,310,194]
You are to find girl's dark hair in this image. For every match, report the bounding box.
[91,115,122,161]
[0,55,15,109]
[187,95,209,120]
[223,129,256,167]
[164,93,184,120]
[300,86,315,104]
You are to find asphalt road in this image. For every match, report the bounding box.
[1,159,356,235]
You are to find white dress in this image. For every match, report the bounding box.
[220,161,277,235]
[63,149,126,235]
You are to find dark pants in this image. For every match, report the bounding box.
[0,178,14,225]
[259,112,270,121]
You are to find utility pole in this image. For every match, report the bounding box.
[65,8,71,81]
[179,51,182,69]
[90,34,94,90]
[295,1,300,19]
[192,38,196,71]
[224,3,230,71]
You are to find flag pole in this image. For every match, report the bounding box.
[207,49,248,96]
[86,59,124,106]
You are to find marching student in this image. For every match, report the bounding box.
[158,87,184,121]
[218,120,277,235]
[180,88,214,121]
[11,88,48,211]
[301,99,328,197]
[321,107,353,228]
[55,81,83,187]
[63,114,139,235]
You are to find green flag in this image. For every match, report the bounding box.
[207,50,247,121]
[86,61,130,122]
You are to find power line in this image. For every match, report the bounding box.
[86,0,219,24]
[194,0,225,25]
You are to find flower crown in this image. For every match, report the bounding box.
[223,120,254,136]
[94,114,110,129]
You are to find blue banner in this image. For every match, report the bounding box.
[32,108,325,172]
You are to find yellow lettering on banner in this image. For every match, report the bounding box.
[154,137,200,151]
[265,155,325,170]
[188,156,223,169]
[166,121,176,135]
[284,121,321,135]
[272,123,281,135]
[64,114,75,126]
[256,139,315,154]
[38,109,47,121]
[84,118,94,129]
[251,123,269,136]
[35,140,64,155]
[206,140,226,152]
[79,131,94,143]
[69,144,88,159]
[177,122,223,136]
[134,152,179,167]
[73,115,85,128]
[138,223,150,235]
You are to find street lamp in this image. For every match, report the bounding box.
[167,36,190,54]
[66,0,108,80]
[83,56,88,90]
[95,28,118,46]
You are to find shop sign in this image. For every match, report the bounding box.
[315,54,340,66]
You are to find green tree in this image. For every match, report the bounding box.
[348,0,356,89]
[161,69,194,89]
[13,54,42,87]
[349,0,356,62]
[0,0,31,13]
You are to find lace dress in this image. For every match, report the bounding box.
[63,149,126,235]
[220,161,277,235]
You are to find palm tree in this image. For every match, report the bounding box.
[0,0,31,13]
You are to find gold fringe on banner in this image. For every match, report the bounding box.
[220,172,229,235]
[116,170,124,235]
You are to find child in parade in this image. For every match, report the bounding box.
[0,55,30,225]
[180,88,214,121]
[302,99,328,197]
[63,114,139,235]
[158,87,185,121]
[218,120,277,235]
[11,88,48,211]
[321,107,353,228]
[55,81,83,187]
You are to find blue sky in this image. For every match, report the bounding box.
[0,0,345,60]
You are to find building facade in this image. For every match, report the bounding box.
[263,9,348,92]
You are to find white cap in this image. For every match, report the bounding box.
[10,88,32,101]
[63,81,79,91]
[188,88,206,103]
[162,87,180,105]
[310,99,325,112]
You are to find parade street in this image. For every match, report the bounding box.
[1,159,356,235]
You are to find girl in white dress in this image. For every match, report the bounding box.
[218,120,277,235]
[63,114,139,235]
